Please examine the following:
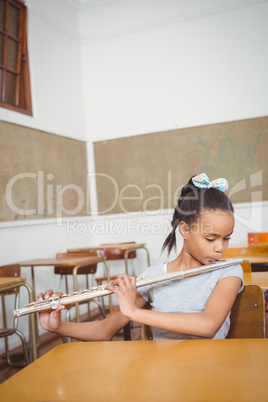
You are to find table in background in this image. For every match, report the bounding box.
[19,256,112,336]
[68,244,150,341]
[244,257,268,271]
[0,339,267,401]
[224,244,268,254]
[0,277,37,362]
[224,245,268,271]
[243,272,268,290]
[68,243,150,275]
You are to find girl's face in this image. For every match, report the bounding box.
[181,210,234,266]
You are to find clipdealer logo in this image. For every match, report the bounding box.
[5,172,85,218]
[4,170,264,231]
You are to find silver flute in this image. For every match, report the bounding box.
[14,258,242,317]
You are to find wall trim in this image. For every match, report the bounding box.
[28,0,268,45]
[81,0,268,44]
[0,200,267,229]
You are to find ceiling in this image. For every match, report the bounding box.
[66,0,116,8]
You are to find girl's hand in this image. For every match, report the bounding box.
[36,289,65,332]
[105,274,138,320]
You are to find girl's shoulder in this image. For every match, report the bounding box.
[218,263,243,278]
[217,263,244,292]
[137,261,167,280]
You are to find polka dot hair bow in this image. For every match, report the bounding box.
[192,173,228,192]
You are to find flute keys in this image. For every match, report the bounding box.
[50,300,60,309]
[24,299,49,307]
[24,302,36,307]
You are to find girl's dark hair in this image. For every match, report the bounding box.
[162,176,234,255]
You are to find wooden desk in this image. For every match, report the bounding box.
[244,272,268,290]
[224,245,268,258]
[0,278,37,362]
[19,256,112,319]
[225,244,268,252]
[69,242,147,251]
[68,243,150,275]
[0,277,26,288]
[224,245,268,271]
[242,257,268,264]
[0,340,267,401]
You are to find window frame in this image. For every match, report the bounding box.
[0,0,32,116]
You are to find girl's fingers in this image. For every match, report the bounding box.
[108,278,120,287]
[108,274,135,288]
[129,276,136,285]
[105,274,136,294]
[117,274,136,286]
[44,289,55,299]
[54,291,63,297]
[37,290,63,301]
[54,305,65,313]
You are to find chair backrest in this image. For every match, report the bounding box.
[99,242,137,260]
[0,265,21,295]
[241,260,251,273]
[248,232,268,245]
[226,285,265,338]
[55,252,98,275]
[141,323,153,341]
[141,285,265,340]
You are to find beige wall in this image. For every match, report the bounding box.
[0,121,88,222]
[94,116,268,214]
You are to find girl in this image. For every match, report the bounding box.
[38,173,243,340]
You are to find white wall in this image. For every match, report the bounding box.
[0,0,268,354]
[80,0,268,142]
[0,0,87,141]
[0,0,88,355]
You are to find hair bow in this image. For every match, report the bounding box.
[192,173,228,192]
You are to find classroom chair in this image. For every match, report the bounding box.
[0,264,31,366]
[96,242,145,341]
[241,259,268,303]
[54,252,106,322]
[98,242,138,275]
[241,259,251,273]
[95,242,138,314]
[95,240,150,284]
[223,244,268,272]
[141,285,265,340]
[248,233,268,272]
[248,232,268,245]
[226,285,265,338]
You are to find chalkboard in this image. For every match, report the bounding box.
[0,120,88,222]
[94,116,268,215]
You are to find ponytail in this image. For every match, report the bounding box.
[162,175,233,255]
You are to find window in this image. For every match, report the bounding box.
[0,0,32,115]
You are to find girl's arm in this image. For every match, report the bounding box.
[37,289,147,341]
[106,274,242,338]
